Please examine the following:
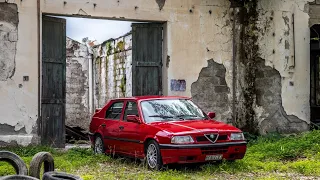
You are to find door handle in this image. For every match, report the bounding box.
[101,124,106,128]
[119,126,124,130]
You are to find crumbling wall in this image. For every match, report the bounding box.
[255,58,309,133]
[0,1,39,146]
[191,59,230,122]
[192,0,312,134]
[66,37,90,130]
[190,0,233,123]
[92,33,132,108]
[254,0,313,134]
[0,3,17,81]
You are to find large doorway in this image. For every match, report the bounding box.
[310,24,320,126]
[41,15,164,147]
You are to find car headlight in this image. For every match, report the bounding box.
[171,135,194,144]
[230,133,245,140]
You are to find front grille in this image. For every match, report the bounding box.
[201,147,228,155]
[196,136,207,142]
[196,135,228,142]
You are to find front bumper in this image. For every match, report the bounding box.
[159,141,247,165]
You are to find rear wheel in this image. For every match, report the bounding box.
[94,136,105,154]
[146,140,163,170]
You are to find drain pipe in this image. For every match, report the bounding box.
[37,0,41,137]
[88,53,94,114]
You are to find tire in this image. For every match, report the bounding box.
[42,172,82,180]
[94,135,105,154]
[0,151,28,175]
[0,175,39,180]
[146,140,163,170]
[29,152,55,179]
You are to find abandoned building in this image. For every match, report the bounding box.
[0,0,320,147]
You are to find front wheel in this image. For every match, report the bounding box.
[146,140,163,170]
[94,136,105,154]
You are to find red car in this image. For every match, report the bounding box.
[89,96,247,170]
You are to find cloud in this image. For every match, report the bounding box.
[62,17,133,43]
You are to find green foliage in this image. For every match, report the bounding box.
[1,131,320,179]
[119,76,126,96]
[114,41,125,53]
[106,42,112,56]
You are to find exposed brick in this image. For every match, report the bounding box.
[255,58,308,134]
[191,59,230,122]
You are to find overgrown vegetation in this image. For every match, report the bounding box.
[1,131,320,179]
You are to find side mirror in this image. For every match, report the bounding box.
[95,108,101,113]
[127,115,140,123]
[207,112,216,119]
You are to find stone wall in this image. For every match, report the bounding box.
[92,33,132,108]
[66,37,90,130]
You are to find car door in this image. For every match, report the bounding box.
[118,101,144,157]
[102,101,124,153]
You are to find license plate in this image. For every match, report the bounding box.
[205,154,223,161]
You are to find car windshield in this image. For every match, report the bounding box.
[140,99,207,123]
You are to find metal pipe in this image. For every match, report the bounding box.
[37,0,41,137]
[88,54,94,114]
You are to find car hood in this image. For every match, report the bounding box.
[149,120,241,135]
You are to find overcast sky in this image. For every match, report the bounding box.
[63,16,132,44]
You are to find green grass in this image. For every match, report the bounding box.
[1,130,320,179]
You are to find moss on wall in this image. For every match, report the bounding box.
[231,0,260,135]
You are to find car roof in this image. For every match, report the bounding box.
[110,96,190,101]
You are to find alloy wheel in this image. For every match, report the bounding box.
[147,144,157,169]
[94,137,104,154]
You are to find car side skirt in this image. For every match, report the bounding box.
[104,136,144,144]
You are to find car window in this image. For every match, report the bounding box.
[140,99,207,123]
[105,101,124,120]
[123,101,139,121]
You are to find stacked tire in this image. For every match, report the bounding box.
[0,151,82,180]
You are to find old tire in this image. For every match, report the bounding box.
[29,152,55,179]
[0,151,28,175]
[94,135,105,154]
[0,175,39,180]
[146,140,163,170]
[42,172,82,180]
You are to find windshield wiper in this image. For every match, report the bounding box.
[149,115,174,118]
[175,114,199,119]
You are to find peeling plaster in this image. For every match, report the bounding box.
[191,59,231,122]
[0,3,18,81]
[255,58,308,134]
[0,80,38,134]
[257,0,313,124]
